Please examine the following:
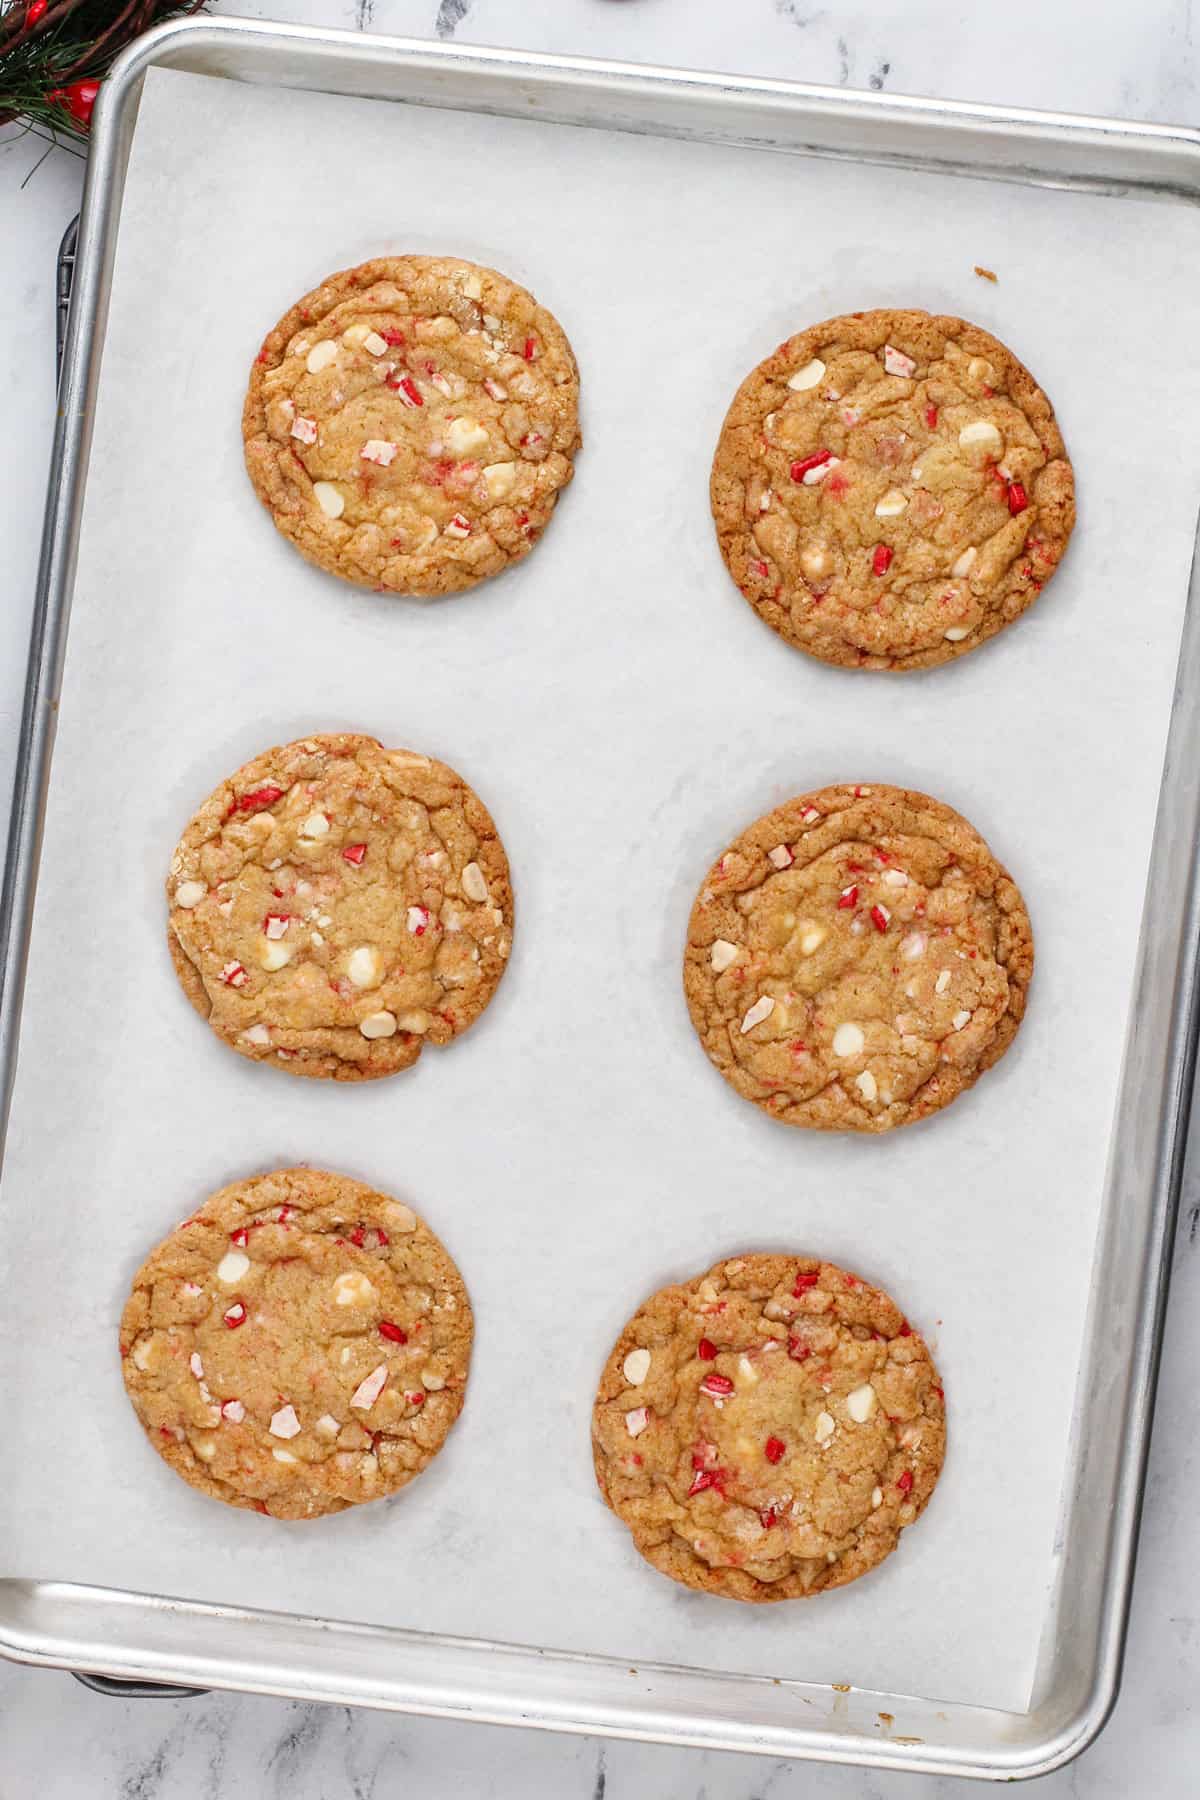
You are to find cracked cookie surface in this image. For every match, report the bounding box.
[593,1253,945,1601]
[167,732,513,1081]
[120,1168,472,1520]
[710,308,1074,669]
[244,255,580,596]
[684,783,1032,1132]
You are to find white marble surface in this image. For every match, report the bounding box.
[2,1,1199,1793]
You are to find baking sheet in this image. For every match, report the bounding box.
[3,64,1200,1719]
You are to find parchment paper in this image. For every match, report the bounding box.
[5,66,1200,1716]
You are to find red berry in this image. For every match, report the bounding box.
[1007,481,1028,516]
[793,1270,819,1296]
[27,0,47,22]
[700,1373,734,1397]
[787,1336,812,1361]
[342,842,367,865]
[872,544,894,576]
[837,885,859,910]
[924,404,938,429]
[231,784,283,816]
[869,904,890,933]
[697,1338,717,1360]
[223,1301,247,1329]
[897,1470,914,1495]
[379,1320,408,1343]
[789,449,833,483]
[48,78,100,127]
[764,1436,786,1464]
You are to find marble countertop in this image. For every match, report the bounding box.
[2,2,1198,1793]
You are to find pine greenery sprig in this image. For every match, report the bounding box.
[1,0,204,141]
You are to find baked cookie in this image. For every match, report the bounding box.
[710,309,1074,669]
[120,1168,472,1520]
[243,255,580,596]
[684,783,1032,1132]
[167,733,513,1081]
[593,1253,944,1601]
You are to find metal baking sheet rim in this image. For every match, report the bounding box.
[3,15,1200,1780]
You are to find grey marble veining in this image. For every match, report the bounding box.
[1,2,1199,1794]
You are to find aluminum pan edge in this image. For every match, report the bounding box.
[4,15,1200,1780]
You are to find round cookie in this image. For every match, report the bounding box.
[119,1168,473,1520]
[710,308,1074,670]
[684,783,1032,1132]
[593,1253,945,1602]
[243,255,580,596]
[167,733,513,1081]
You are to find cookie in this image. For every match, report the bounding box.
[593,1253,945,1602]
[167,733,513,1081]
[684,783,1032,1132]
[710,309,1074,669]
[243,255,580,596]
[119,1168,473,1520]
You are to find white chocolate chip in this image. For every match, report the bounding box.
[846,1383,877,1423]
[305,340,338,373]
[900,932,927,960]
[799,925,826,956]
[883,344,917,378]
[740,994,776,1034]
[623,1348,651,1386]
[832,1021,865,1058]
[333,1270,376,1308]
[883,869,908,887]
[314,1414,341,1439]
[131,1339,155,1371]
[174,880,206,909]
[396,1010,430,1034]
[787,357,825,390]
[272,1448,298,1465]
[216,1249,250,1286]
[799,543,832,581]
[361,438,397,466]
[943,626,971,641]
[768,844,794,870]
[385,1202,417,1233]
[444,416,490,456]
[462,271,484,299]
[188,1352,204,1379]
[363,331,389,357]
[871,1486,883,1509]
[482,461,516,499]
[953,1009,972,1031]
[269,1404,301,1439]
[936,968,951,994]
[462,861,489,903]
[350,1363,389,1410]
[815,1410,836,1444]
[359,1011,398,1040]
[347,946,383,989]
[855,1069,878,1103]
[710,939,739,973]
[313,482,344,519]
[952,546,978,578]
[625,1407,649,1437]
[194,1438,217,1462]
[299,812,329,839]
[290,415,318,446]
[420,1368,446,1391]
[242,1024,271,1046]
[737,1356,758,1386]
[958,419,1003,454]
[874,488,908,518]
[258,939,293,972]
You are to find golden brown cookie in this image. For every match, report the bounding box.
[119,1168,473,1520]
[593,1253,945,1601]
[684,783,1032,1131]
[710,308,1074,669]
[167,733,513,1081]
[243,255,580,596]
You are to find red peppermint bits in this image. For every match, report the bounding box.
[230,1228,249,1248]
[232,785,283,815]
[759,1504,781,1529]
[870,904,890,933]
[872,544,894,576]
[897,1470,914,1495]
[925,404,939,429]
[898,1318,913,1337]
[787,1336,812,1361]
[221,962,247,988]
[697,1338,717,1361]
[749,558,770,579]
[522,336,537,361]
[405,1390,426,1408]
[764,1436,786,1465]
[277,1205,293,1223]
[687,1468,725,1498]
[1007,481,1028,516]
[837,884,859,910]
[700,1373,735,1397]
[391,374,423,407]
[342,843,367,866]
[793,1269,820,1296]
[381,326,406,346]
[379,1320,408,1344]
[789,449,833,483]
[223,1300,247,1329]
